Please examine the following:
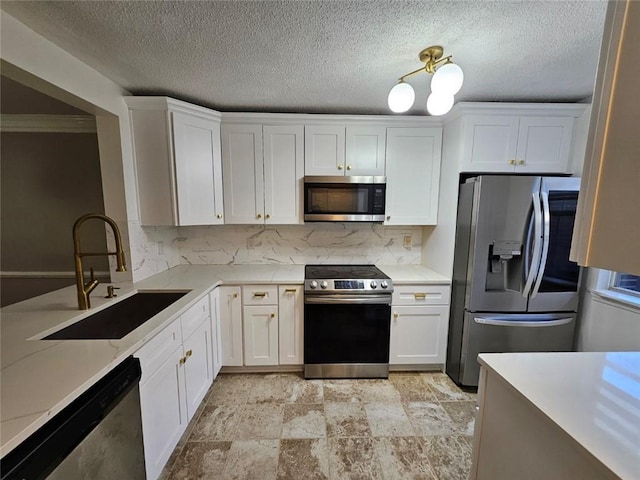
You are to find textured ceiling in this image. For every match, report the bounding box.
[1,1,608,115]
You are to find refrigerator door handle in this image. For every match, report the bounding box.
[473,316,574,327]
[531,191,551,298]
[523,193,543,297]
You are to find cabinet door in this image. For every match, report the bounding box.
[389,305,449,364]
[385,127,442,225]
[263,125,304,224]
[221,124,265,224]
[515,116,574,173]
[304,124,346,175]
[460,115,519,172]
[183,320,213,421]
[139,348,187,480]
[172,112,224,225]
[243,305,279,366]
[209,288,223,378]
[278,285,303,365]
[219,286,243,366]
[345,125,386,176]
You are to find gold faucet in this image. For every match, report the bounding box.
[73,214,127,310]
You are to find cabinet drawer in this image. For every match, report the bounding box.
[136,321,182,381]
[181,295,210,340]
[392,285,451,305]
[242,285,278,305]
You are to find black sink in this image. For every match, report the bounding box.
[45,291,190,340]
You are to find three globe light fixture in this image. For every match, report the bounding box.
[388,45,464,115]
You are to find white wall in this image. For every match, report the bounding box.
[576,269,640,351]
[0,12,180,281]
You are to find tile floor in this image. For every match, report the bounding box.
[160,372,477,480]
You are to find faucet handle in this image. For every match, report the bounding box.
[105,285,120,298]
[90,267,95,282]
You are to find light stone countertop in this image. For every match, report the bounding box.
[0,263,446,457]
[478,352,640,480]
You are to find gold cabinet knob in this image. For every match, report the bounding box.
[347,165,352,170]
[185,349,193,358]
[393,312,398,318]
[233,293,238,298]
[386,215,391,220]
[517,160,525,165]
[217,214,223,219]
[265,214,271,220]
[257,213,262,219]
[338,165,344,170]
[270,313,275,318]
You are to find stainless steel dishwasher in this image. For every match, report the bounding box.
[0,356,145,480]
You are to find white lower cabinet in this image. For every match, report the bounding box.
[278,285,303,365]
[136,295,214,480]
[209,287,223,377]
[389,285,451,365]
[243,305,279,365]
[139,346,186,480]
[219,286,243,366]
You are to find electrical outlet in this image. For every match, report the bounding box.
[403,235,412,248]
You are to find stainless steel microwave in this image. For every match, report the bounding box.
[303,176,386,222]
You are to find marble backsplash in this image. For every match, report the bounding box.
[173,223,423,266]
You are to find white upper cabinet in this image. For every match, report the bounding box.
[447,103,586,174]
[222,122,303,224]
[384,127,442,225]
[126,97,224,226]
[305,124,386,176]
[305,124,345,176]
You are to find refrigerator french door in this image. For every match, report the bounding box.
[446,175,581,387]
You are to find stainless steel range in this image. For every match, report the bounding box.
[303,265,393,379]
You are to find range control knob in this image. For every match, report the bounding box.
[309,280,318,289]
[380,280,389,289]
[370,280,378,289]
[320,281,329,289]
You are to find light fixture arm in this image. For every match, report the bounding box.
[397,46,453,81]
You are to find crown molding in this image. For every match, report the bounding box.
[0,114,97,133]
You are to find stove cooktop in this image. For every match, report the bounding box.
[304,265,392,293]
[305,265,390,280]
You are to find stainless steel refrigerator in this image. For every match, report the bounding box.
[446,175,582,387]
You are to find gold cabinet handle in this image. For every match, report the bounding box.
[179,357,186,365]
[253,292,267,298]
[185,349,193,358]
[338,165,344,170]
[284,288,297,293]
[217,214,223,219]
[265,214,271,220]
[393,312,398,318]
[508,159,516,165]
[257,213,262,219]
[347,165,352,170]
[414,293,426,299]
[517,160,525,165]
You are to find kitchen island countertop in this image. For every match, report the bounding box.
[476,352,640,480]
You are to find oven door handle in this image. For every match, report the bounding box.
[304,294,392,305]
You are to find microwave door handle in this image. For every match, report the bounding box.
[531,191,551,298]
[523,192,543,298]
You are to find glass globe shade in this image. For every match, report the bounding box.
[430,63,464,95]
[426,92,454,116]
[387,82,415,113]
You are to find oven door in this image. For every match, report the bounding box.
[304,294,391,378]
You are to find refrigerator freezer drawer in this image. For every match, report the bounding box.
[459,312,576,387]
